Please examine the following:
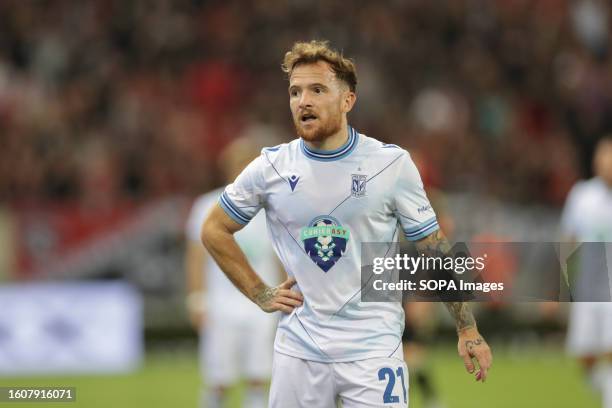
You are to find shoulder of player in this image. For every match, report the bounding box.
[257,139,304,170]
[563,178,604,212]
[259,140,295,160]
[358,133,410,160]
[569,178,602,198]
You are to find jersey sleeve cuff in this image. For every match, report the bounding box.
[219,191,252,225]
[403,217,439,241]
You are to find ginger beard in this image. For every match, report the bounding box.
[292,102,343,143]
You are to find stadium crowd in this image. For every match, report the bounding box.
[1,0,611,207]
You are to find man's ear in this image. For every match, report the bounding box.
[342,91,357,113]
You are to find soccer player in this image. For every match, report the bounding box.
[563,135,612,408]
[185,134,282,408]
[202,40,492,407]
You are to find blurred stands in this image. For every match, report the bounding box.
[2,0,611,206]
[0,0,610,334]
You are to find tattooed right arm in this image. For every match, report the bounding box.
[202,204,303,313]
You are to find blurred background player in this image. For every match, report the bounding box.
[563,135,612,408]
[185,126,284,408]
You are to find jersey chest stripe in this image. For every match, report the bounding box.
[387,338,402,358]
[294,312,333,359]
[278,217,308,255]
[329,194,352,216]
[328,223,399,321]
[366,153,403,183]
[329,153,404,216]
[263,152,288,184]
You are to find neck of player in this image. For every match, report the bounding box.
[304,122,349,151]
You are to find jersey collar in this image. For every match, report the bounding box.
[300,126,359,162]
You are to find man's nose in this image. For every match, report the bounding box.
[298,91,313,108]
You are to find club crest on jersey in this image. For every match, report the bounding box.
[351,174,367,198]
[300,216,350,272]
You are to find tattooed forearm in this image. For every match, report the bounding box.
[444,301,476,332]
[414,229,452,257]
[253,283,277,306]
[414,229,476,332]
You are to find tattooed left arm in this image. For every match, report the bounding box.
[414,230,493,382]
[445,301,492,382]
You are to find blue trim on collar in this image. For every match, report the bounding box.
[300,127,359,161]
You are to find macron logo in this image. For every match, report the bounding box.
[289,175,300,192]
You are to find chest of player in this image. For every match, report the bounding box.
[262,159,395,232]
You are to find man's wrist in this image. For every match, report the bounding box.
[457,325,478,336]
[251,282,272,305]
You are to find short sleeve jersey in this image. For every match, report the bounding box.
[220,127,439,362]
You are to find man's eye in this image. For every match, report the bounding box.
[314,88,322,94]
[290,90,298,97]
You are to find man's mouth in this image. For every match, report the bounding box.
[300,113,318,123]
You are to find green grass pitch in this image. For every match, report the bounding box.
[0,345,600,408]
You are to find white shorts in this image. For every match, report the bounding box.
[269,351,409,408]
[567,302,612,356]
[201,312,277,386]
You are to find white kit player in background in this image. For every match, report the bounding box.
[202,41,492,408]
[563,135,612,408]
[185,130,284,408]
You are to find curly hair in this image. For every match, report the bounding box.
[282,40,357,92]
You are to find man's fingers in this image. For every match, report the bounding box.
[476,366,488,382]
[461,353,475,374]
[278,288,304,301]
[475,350,493,370]
[474,350,492,382]
[279,277,297,289]
[458,334,492,382]
[474,357,487,382]
[264,277,304,313]
[277,296,303,307]
[273,303,294,314]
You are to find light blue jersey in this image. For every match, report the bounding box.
[561,177,612,301]
[220,127,439,362]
